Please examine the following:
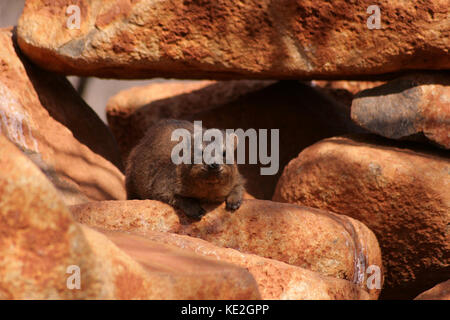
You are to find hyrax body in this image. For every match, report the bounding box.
[125,119,245,217]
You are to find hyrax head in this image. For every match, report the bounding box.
[178,128,240,186]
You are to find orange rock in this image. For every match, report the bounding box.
[0,28,125,204]
[273,134,450,299]
[351,72,450,149]
[414,280,450,300]
[0,135,260,299]
[102,229,372,299]
[17,1,449,79]
[70,199,383,298]
[82,225,261,300]
[0,134,93,299]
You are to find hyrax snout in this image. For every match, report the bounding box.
[125,119,245,218]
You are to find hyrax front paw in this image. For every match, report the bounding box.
[226,194,242,212]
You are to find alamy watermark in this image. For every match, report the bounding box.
[170,121,279,175]
[65,3,382,31]
[366,264,382,290]
[66,265,81,290]
[367,5,381,29]
[66,5,81,30]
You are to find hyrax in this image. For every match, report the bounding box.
[125,119,245,217]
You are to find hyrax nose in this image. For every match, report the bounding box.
[208,163,220,170]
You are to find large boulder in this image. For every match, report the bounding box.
[107,80,358,199]
[0,133,95,299]
[103,229,372,299]
[17,0,449,79]
[273,135,450,299]
[70,199,383,298]
[351,72,450,149]
[0,27,125,204]
[0,134,260,299]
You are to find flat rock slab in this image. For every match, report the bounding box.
[85,226,261,300]
[17,0,450,79]
[351,72,450,149]
[0,27,125,204]
[273,134,450,299]
[102,229,372,300]
[70,198,383,298]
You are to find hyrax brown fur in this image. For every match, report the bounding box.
[125,119,245,217]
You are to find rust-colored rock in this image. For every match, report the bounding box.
[103,229,372,299]
[107,80,357,199]
[351,72,450,149]
[0,135,260,299]
[17,0,449,79]
[83,226,261,300]
[106,79,273,163]
[414,280,450,300]
[273,134,450,299]
[70,198,383,297]
[0,133,95,299]
[0,27,125,204]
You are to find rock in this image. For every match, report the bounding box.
[0,133,95,299]
[310,80,385,109]
[273,134,450,299]
[102,229,372,300]
[414,280,450,300]
[0,27,125,204]
[70,199,383,298]
[108,80,357,199]
[82,225,261,300]
[106,79,273,162]
[0,135,260,299]
[351,72,450,149]
[17,0,449,79]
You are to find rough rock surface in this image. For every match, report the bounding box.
[102,229,372,299]
[106,79,273,162]
[414,280,450,300]
[0,133,96,299]
[85,226,261,300]
[70,198,383,297]
[0,28,125,204]
[351,72,450,149]
[0,135,260,299]
[17,0,450,79]
[273,134,450,299]
[108,80,358,199]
